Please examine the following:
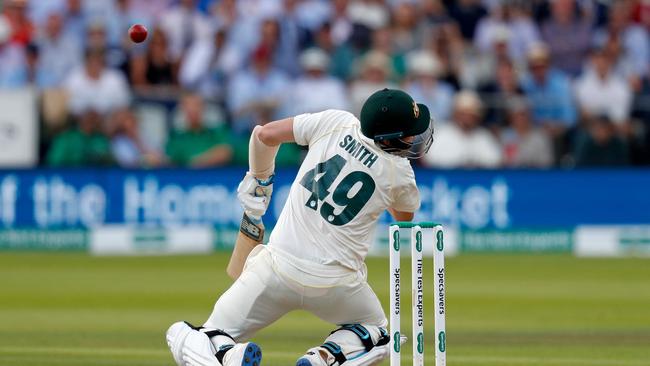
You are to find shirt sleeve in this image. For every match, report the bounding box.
[391,165,421,213]
[293,109,353,146]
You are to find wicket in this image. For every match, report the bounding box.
[389,222,446,366]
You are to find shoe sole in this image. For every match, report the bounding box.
[241,342,263,366]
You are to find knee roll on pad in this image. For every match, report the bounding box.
[188,322,236,364]
[316,324,391,366]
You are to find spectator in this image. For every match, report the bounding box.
[348,0,390,30]
[276,0,303,77]
[211,0,238,30]
[62,0,87,48]
[285,48,349,116]
[330,0,353,46]
[35,11,81,89]
[349,50,397,116]
[575,48,632,128]
[447,0,488,41]
[0,15,28,88]
[371,26,407,78]
[601,33,638,81]
[217,0,283,75]
[390,2,424,54]
[422,91,502,168]
[64,47,131,116]
[159,0,213,62]
[425,21,464,90]
[227,44,290,134]
[46,110,112,166]
[521,43,576,135]
[403,50,454,123]
[421,0,452,27]
[180,28,229,99]
[292,0,332,33]
[256,18,298,76]
[541,0,592,77]
[109,108,162,168]
[574,115,629,166]
[478,58,525,127]
[3,0,33,45]
[500,98,553,168]
[474,1,540,64]
[28,0,67,27]
[105,0,152,49]
[463,24,520,89]
[165,94,233,168]
[85,22,127,70]
[594,1,649,78]
[128,0,174,19]
[331,23,372,80]
[129,27,176,90]
[312,21,335,54]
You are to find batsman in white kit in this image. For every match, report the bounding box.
[166,88,434,366]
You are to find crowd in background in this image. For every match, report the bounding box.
[1,0,649,168]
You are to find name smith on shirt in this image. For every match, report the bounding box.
[339,134,378,168]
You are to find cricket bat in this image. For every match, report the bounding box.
[226,213,264,280]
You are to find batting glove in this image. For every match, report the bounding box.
[237,173,274,222]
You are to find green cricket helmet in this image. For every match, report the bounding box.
[360,88,434,159]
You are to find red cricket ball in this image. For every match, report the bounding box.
[129,24,148,43]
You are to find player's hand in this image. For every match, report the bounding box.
[237,173,274,222]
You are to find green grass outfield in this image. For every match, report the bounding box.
[1,252,649,366]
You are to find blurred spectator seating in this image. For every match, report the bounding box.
[500,97,553,168]
[159,0,212,63]
[540,0,592,77]
[593,1,649,79]
[35,11,81,89]
[46,110,112,167]
[474,1,540,64]
[574,115,629,167]
[350,50,396,116]
[404,50,454,123]
[285,47,349,116]
[227,42,290,135]
[165,93,232,168]
[0,0,647,169]
[128,27,178,95]
[109,108,163,168]
[422,90,502,168]
[64,47,130,116]
[521,43,576,163]
[574,47,632,130]
[179,28,229,99]
[0,15,28,87]
[478,58,525,127]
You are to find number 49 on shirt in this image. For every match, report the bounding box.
[299,154,376,226]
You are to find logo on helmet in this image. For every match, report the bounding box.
[412,101,420,119]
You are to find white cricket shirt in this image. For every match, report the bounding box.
[268,109,420,271]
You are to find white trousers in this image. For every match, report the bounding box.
[205,246,387,342]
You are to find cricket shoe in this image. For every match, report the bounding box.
[221,342,263,366]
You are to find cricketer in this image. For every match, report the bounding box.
[166,88,434,366]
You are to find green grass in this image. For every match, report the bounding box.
[1,252,649,365]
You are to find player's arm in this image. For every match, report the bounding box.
[257,118,295,146]
[388,208,415,222]
[248,117,295,179]
[228,118,295,280]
